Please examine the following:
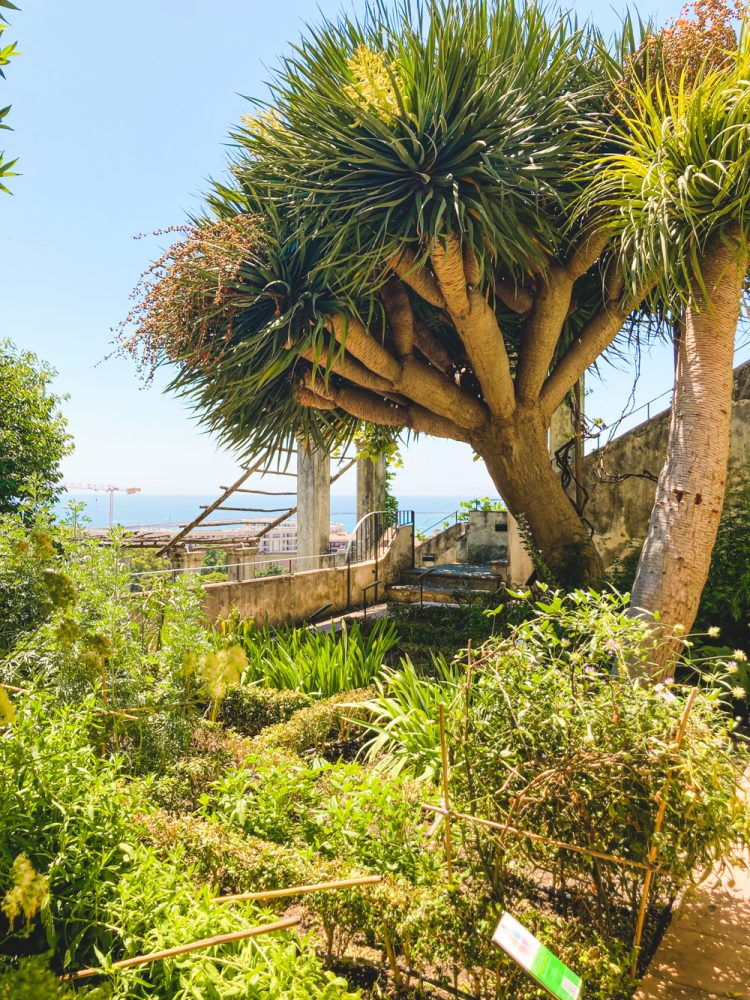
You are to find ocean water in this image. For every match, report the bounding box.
[55,492,493,535]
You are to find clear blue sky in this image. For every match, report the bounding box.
[3,0,722,499]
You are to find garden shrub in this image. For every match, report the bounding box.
[209,753,439,884]
[138,811,315,897]
[218,685,312,735]
[0,697,359,997]
[0,516,71,655]
[449,591,749,928]
[76,847,359,1000]
[249,687,375,757]
[0,956,73,999]
[148,722,254,813]
[0,696,140,969]
[382,596,531,669]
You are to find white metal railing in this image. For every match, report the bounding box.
[127,550,346,583]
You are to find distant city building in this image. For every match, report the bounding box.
[247,518,349,556]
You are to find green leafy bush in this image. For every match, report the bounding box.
[0,697,359,998]
[140,811,315,896]
[0,957,73,999]
[0,696,139,969]
[209,753,439,884]
[249,687,374,757]
[217,685,312,735]
[450,591,749,919]
[0,341,72,515]
[0,517,70,654]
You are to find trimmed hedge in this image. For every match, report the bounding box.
[218,685,312,736]
[249,687,375,756]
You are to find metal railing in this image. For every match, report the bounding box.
[127,550,344,587]
[344,509,415,611]
[417,564,441,607]
[343,509,414,566]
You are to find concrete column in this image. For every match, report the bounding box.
[549,398,576,462]
[507,514,535,588]
[356,446,388,523]
[169,547,205,577]
[296,438,330,563]
[226,546,259,582]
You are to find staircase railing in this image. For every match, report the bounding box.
[344,509,415,609]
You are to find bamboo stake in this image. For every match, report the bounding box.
[631,687,698,975]
[95,708,141,722]
[61,916,300,982]
[422,803,659,873]
[439,701,454,881]
[214,874,382,904]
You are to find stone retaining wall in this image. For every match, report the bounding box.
[584,360,750,568]
[202,524,414,624]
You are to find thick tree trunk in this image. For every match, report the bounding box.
[630,232,747,677]
[475,408,604,586]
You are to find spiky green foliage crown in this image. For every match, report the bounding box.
[124,0,632,459]
[586,3,750,307]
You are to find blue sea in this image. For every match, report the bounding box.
[55,493,492,535]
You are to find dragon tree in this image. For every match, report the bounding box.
[126,0,661,584]
[590,1,750,667]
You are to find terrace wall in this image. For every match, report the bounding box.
[202,524,413,624]
[584,360,750,569]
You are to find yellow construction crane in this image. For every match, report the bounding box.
[63,483,141,528]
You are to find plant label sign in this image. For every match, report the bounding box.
[492,912,583,1000]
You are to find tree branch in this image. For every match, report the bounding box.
[296,376,471,443]
[380,277,414,357]
[329,311,487,430]
[300,346,393,395]
[327,314,401,382]
[391,248,446,309]
[413,321,454,373]
[539,275,659,423]
[431,234,470,317]
[295,385,336,410]
[495,275,533,314]
[431,235,515,420]
[515,223,612,406]
[564,223,611,282]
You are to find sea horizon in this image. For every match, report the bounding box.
[55,491,501,534]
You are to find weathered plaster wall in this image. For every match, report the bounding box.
[584,360,750,568]
[415,510,510,567]
[202,524,413,624]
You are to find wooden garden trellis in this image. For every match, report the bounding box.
[426,677,699,976]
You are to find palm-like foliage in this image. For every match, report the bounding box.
[585,26,750,306]
[126,0,628,454]
[235,0,606,288]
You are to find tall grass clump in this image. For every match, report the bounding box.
[219,618,399,698]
